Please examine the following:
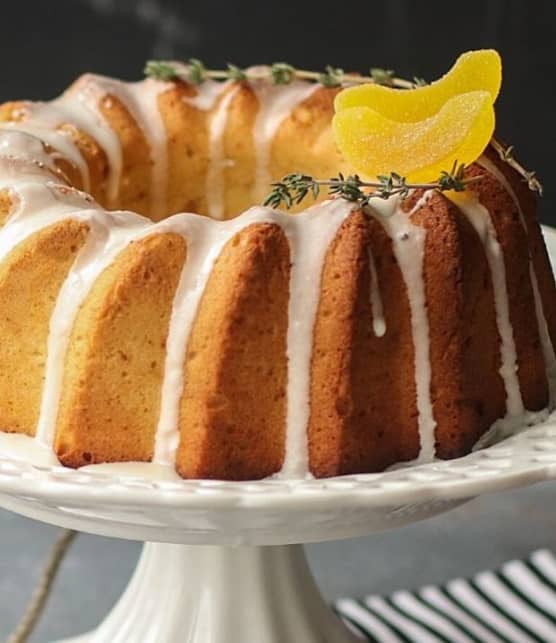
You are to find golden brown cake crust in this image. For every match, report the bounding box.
[55,232,186,467]
[466,162,548,411]
[0,71,553,481]
[177,223,290,480]
[0,220,89,436]
[159,82,211,217]
[485,146,556,363]
[98,94,152,215]
[408,191,507,458]
[309,210,419,477]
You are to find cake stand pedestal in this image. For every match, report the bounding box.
[1,416,556,642]
[59,543,358,643]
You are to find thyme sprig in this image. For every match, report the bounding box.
[370,67,395,85]
[264,162,479,210]
[144,59,542,196]
[144,59,417,89]
[491,139,543,195]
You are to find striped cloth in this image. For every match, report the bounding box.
[335,549,556,643]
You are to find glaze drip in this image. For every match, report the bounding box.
[478,156,556,404]
[368,247,386,337]
[280,199,355,477]
[0,72,550,481]
[372,193,437,462]
[153,200,353,470]
[248,68,319,202]
[448,190,524,417]
[0,131,355,474]
[205,84,238,219]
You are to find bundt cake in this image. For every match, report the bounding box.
[0,63,553,480]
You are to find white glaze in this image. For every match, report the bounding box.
[205,83,238,219]
[66,77,122,205]
[81,461,182,481]
[448,191,524,417]
[249,68,319,201]
[0,157,356,472]
[473,407,551,451]
[531,269,556,403]
[371,193,437,462]
[0,72,550,482]
[368,247,386,337]
[280,199,354,477]
[70,74,170,215]
[153,199,354,471]
[1,117,91,192]
[183,79,228,112]
[8,75,171,215]
[153,207,281,466]
[6,81,117,202]
[478,156,556,403]
[0,133,152,450]
[0,432,59,467]
[123,77,171,218]
[35,210,150,447]
[6,84,119,198]
[0,130,64,181]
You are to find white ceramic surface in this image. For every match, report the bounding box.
[1,226,555,643]
[0,412,555,544]
[54,544,358,643]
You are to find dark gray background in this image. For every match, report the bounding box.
[1,0,554,223]
[2,485,556,641]
[1,1,556,639]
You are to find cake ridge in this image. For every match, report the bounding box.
[36,208,150,447]
[449,190,524,417]
[0,124,359,474]
[373,190,437,462]
[205,82,238,220]
[281,198,355,477]
[65,74,170,214]
[367,244,386,338]
[151,202,349,466]
[248,68,320,203]
[478,156,556,405]
[0,70,553,479]
[182,78,229,112]
[2,114,91,191]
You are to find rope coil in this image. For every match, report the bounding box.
[7,529,77,643]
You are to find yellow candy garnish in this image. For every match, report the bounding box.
[335,50,501,121]
[333,91,495,183]
[332,49,501,182]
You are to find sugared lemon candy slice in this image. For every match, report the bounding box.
[335,50,501,122]
[332,90,495,182]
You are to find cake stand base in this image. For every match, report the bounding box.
[55,542,358,643]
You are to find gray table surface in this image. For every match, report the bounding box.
[1,482,555,642]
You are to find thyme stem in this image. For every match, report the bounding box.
[491,138,543,195]
[144,60,542,196]
[145,60,416,89]
[264,164,482,210]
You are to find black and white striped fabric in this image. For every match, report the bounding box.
[335,549,556,643]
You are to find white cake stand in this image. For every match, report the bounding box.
[0,417,556,642]
[1,227,555,643]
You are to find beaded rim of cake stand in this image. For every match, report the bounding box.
[0,227,554,512]
[0,417,554,510]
